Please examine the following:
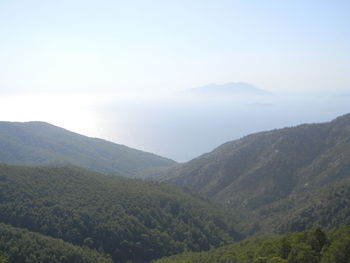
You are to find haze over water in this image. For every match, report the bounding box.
[0,0,349,161]
[1,87,348,161]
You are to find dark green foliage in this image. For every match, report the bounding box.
[0,121,175,178]
[154,226,350,263]
[275,180,350,233]
[162,113,350,235]
[0,223,112,263]
[321,226,350,263]
[0,252,6,263]
[0,164,240,262]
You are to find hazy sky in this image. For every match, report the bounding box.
[1,0,349,93]
[0,1,349,161]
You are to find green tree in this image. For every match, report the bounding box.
[288,243,318,263]
[268,257,287,263]
[0,254,7,263]
[321,230,350,263]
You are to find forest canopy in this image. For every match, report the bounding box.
[154,226,350,263]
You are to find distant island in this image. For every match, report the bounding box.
[185,82,270,96]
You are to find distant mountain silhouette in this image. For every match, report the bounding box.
[185,82,270,96]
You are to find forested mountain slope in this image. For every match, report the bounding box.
[163,113,350,233]
[0,223,113,263]
[0,121,175,178]
[154,226,350,263]
[0,164,241,262]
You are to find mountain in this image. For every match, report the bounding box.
[0,223,113,263]
[0,121,176,178]
[185,82,270,96]
[162,113,350,234]
[0,164,241,262]
[154,226,350,263]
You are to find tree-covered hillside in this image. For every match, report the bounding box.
[271,178,350,233]
[0,164,241,262]
[154,226,350,263]
[0,223,112,263]
[0,121,175,178]
[0,251,6,263]
[162,113,350,234]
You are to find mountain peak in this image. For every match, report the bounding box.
[186,82,270,96]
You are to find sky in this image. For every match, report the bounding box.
[0,0,350,161]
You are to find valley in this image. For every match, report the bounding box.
[0,114,350,262]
